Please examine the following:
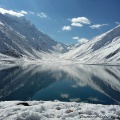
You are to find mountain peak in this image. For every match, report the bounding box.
[0,13,69,58]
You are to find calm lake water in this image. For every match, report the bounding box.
[0,64,120,105]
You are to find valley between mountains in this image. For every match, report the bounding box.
[0,13,120,66]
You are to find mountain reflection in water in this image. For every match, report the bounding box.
[0,64,120,105]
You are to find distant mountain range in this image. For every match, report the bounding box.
[0,13,120,64]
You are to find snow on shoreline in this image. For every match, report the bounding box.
[0,101,120,120]
[0,52,120,67]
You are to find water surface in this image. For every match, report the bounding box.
[0,64,120,105]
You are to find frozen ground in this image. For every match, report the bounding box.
[0,101,120,120]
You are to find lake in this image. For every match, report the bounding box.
[0,64,120,105]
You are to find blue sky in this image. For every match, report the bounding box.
[0,0,120,44]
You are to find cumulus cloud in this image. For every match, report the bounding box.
[72,36,79,40]
[71,22,83,27]
[19,10,27,15]
[78,38,89,44]
[62,26,71,30]
[70,17,90,27]
[73,36,89,44]
[0,7,27,17]
[71,17,90,24]
[90,24,108,29]
[37,12,47,18]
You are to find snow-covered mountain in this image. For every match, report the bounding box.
[0,13,69,58]
[0,12,120,64]
[63,25,120,64]
[67,40,89,50]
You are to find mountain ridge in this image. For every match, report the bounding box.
[62,25,120,64]
[0,13,120,64]
[0,13,69,58]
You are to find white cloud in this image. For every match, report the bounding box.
[19,10,27,15]
[72,36,79,40]
[70,17,90,28]
[37,12,47,18]
[73,36,89,44]
[78,38,89,44]
[71,17,90,24]
[62,26,71,30]
[90,24,108,29]
[71,22,83,27]
[0,7,27,17]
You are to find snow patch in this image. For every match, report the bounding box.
[0,101,120,120]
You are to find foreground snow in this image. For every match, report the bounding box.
[0,101,120,120]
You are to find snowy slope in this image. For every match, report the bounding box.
[67,41,88,51]
[63,26,120,64]
[0,13,68,58]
